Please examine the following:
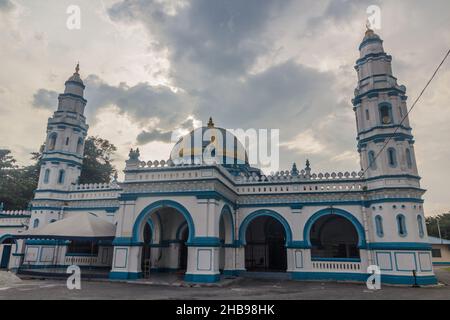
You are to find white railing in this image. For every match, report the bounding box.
[312,260,361,272]
[64,255,98,266]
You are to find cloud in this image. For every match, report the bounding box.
[82,74,194,129]
[136,128,173,145]
[32,89,58,110]
[0,0,14,12]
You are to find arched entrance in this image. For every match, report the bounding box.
[141,222,152,277]
[0,236,16,269]
[244,216,287,272]
[133,201,195,278]
[309,215,360,259]
[218,205,234,273]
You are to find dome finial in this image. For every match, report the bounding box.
[207,117,214,128]
[75,62,80,74]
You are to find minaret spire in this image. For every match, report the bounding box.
[75,62,80,74]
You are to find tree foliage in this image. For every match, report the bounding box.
[426,213,450,240]
[0,136,117,210]
[79,136,117,184]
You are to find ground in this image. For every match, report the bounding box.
[0,268,449,300]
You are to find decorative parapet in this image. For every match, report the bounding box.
[235,170,364,184]
[69,181,120,191]
[0,210,32,217]
[124,158,364,186]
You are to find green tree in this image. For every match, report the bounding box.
[79,136,117,184]
[426,213,450,240]
[0,149,38,210]
[0,136,117,210]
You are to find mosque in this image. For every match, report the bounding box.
[0,30,438,285]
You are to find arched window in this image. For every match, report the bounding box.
[48,133,57,151]
[65,137,70,146]
[365,109,370,121]
[406,148,413,169]
[417,215,424,238]
[43,169,50,184]
[375,215,384,237]
[387,148,397,167]
[396,214,407,237]
[368,151,377,170]
[76,138,84,154]
[58,170,65,184]
[33,219,40,229]
[379,103,393,125]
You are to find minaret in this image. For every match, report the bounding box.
[353,29,419,181]
[36,64,89,191]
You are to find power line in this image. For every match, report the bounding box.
[362,47,450,175]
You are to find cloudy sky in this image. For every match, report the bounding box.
[0,0,449,216]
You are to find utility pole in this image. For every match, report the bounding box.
[437,218,442,244]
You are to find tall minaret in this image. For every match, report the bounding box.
[353,29,419,181]
[37,64,89,191]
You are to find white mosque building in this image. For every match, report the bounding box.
[0,30,438,285]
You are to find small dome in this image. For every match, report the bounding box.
[64,63,85,97]
[66,63,84,86]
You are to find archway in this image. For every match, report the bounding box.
[141,221,153,278]
[309,215,360,259]
[133,201,194,277]
[218,205,234,273]
[244,216,287,272]
[0,236,15,269]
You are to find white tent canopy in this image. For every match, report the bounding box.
[22,212,116,240]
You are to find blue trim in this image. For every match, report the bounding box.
[238,209,293,246]
[433,262,450,266]
[31,206,120,212]
[109,271,142,280]
[291,271,368,282]
[311,258,361,262]
[358,124,412,136]
[65,253,97,257]
[353,88,406,106]
[112,237,143,247]
[41,157,82,167]
[368,242,432,251]
[303,208,366,249]
[43,151,83,160]
[25,239,69,245]
[219,204,235,244]
[381,274,437,285]
[132,200,195,243]
[184,273,220,283]
[358,133,413,147]
[0,214,31,218]
[187,237,221,247]
[355,52,397,65]
[35,188,121,194]
[58,92,87,103]
[291,272,437,285]
[359,37,383,50]
[222,270,239,276]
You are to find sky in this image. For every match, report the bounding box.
[0,0,449,216]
